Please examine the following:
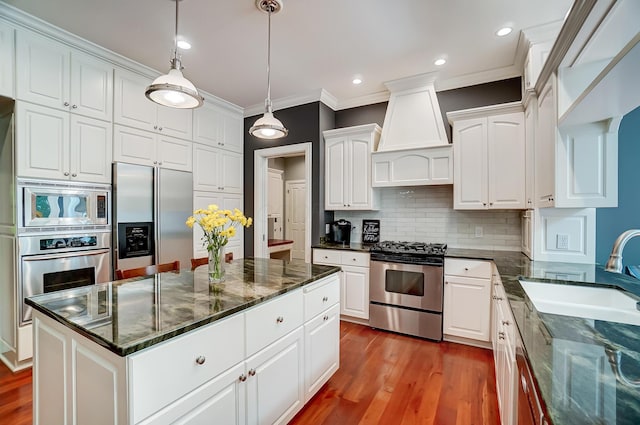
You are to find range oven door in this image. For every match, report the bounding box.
[370,260,443,312]
[20,248,111,325]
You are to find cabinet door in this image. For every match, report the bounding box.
[156,105,192,140]
[524,100,536,208]
[16,29,70,110]
[113,125,156,167]
[443,275,491,341]
[453,117,487,209]
[140,362,246,425]
[70,115,112,183]
[16,102,69,180]
[222,110,244,153]
[220,150,243,194]
[325,138,347,210]
[193,102,224,147]
[340,265,369,319]
[246,327,305,425]
[304,304,340,402]
[114,68,156,131]
[535,77,556,207]
[193,143,223,192]
[347,136,372,209]
[157,134,193,172]
[0,21,14,98]
[268,169,284,217]
[70,51,113,121]
[488,112,525,209]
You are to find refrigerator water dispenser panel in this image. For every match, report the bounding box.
[118,222,154,259]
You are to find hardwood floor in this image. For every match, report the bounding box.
[0,322,499,425]
[291,322,500,425]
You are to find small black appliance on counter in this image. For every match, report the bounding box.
[329,219,352,244]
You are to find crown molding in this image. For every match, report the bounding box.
[433,64,522,92]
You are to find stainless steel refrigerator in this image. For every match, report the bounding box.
[112,162,193,274]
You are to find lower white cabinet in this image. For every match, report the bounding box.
[313,249,370,320]
[443,258,492,342]
[32,274,341,425]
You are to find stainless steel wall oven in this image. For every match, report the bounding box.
[369,241,447,341]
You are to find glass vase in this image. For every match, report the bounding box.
[208,245,225,284]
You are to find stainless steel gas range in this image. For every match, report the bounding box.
[369,241,447,341]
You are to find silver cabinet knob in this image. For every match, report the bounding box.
[158,127,163,131]
[248,368,256,377]
[71,173,77,177]
[195,355,206,365]
[323,315,329,321]
[153,125,158,130]
[498,332,505,340]
[63,101,69,107]
[502,320,511,326]
[153,161,158,165]
[63,171,70,176]
[483,203,487,206]
[322,296,328,302]
[276,316,284,323]
[239,374,247,382]
[72,104,77,109]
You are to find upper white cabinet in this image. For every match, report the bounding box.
[113,124,192,172]
[449,103,525,210]
[16,29,113,121]
[323,124,380,211]
[16,101,112,183]
[0,21,14,98]
[535,74,618,208]
[193,100,243,153]
[114,68,192,140]
[371,145,453,187]
[193,143,242,194]
[193,191,243,260]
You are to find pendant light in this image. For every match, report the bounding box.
[145,0,203,109]
[250,0,288,139]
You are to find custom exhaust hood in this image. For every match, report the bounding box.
[372,73,453,187]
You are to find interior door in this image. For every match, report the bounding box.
[285,180,306,260]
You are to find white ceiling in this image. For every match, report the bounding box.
[2,0,573,113]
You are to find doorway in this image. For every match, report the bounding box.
[254,143,312,263]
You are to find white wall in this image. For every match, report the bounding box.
[335,186,522,251]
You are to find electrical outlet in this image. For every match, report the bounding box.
[475,226,483,238]
[325,223,330,234]
[556,234,569,250]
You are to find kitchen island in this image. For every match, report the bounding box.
[26,258,341,425]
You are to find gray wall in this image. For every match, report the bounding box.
[284,156,305,181]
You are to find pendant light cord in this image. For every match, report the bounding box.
[173,0,180,63]
[266,2,273,113]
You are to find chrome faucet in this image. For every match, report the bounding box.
[605,229,640,273]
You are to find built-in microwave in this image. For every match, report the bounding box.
[17,179,110,230]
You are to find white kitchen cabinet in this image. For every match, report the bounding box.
[268,169,284,218]
[246,327,305,425]
[114,68,193,140]
[523,96,536,208]
[16,29,113,121]
[193,100,243,153]
[16,101,112,183]
[443,258,492,342]
[113,125,192,172]
[449,103,525,210]
[304,303,339,401]
[193,142,243,194]
[0,21,14,98]
[193,191,244,260]
[535,74,618,208]
[323,124,380,211]
[492,269,517,425]
[313,248,370,320]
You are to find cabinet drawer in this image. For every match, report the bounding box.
[340,251,370,267]
[246,289,303,357]
[445,258,492,279]
[128,313,245,424]
[304,274,340,321]
[313,249,341,265]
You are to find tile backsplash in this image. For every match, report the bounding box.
[335,186,522,251]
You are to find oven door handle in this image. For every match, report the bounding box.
[22,249,111,262]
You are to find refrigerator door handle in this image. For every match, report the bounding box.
[154,166,160,263]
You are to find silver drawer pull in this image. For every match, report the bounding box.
[498,332,505,340]
[502,320,511,326]
[322,296,328,302]
[276,316,284,323]
[248,368,256,377]
[239,374,247,382]
[195,355,206,365]
[323,315,329,321]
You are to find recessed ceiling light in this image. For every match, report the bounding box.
[496,27,512,37]
[434,58,446,66]
[177,39,191,50]
[352,77,363,85]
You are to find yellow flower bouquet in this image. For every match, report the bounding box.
[186,205,252,283]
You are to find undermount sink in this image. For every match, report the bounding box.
[519,280,640,326]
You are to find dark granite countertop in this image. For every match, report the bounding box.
[26,258,340,357]
[450,248,640,425]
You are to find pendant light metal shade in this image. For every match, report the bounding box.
[250,0,288,139]
[145,0,203,109]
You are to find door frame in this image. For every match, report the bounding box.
[254,143,312,263]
